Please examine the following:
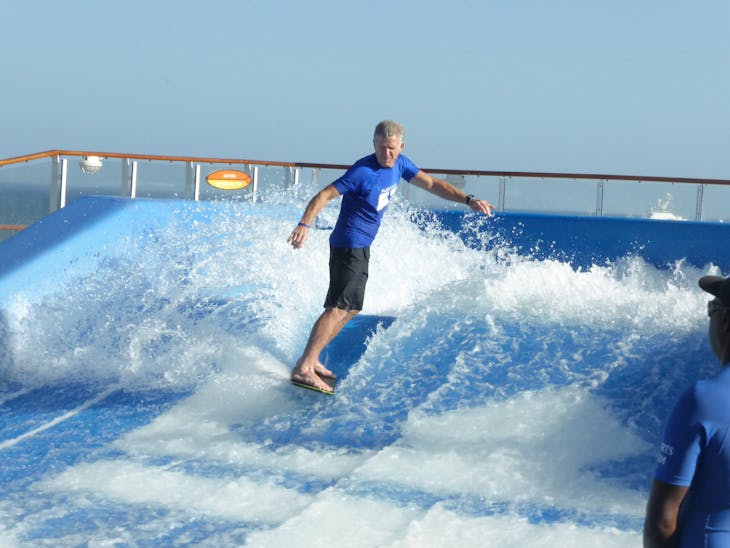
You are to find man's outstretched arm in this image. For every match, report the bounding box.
[409,170,494,215]
[287,184,341,248]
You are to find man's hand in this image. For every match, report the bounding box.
[287,224,309,249]
[288,185,341,249]
[468,198,495,216]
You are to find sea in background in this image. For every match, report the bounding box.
[0,174,724,545]
[3,155,730,237]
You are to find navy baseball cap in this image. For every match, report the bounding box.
[699,275,730,305]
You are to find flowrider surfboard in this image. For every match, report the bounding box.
[291,374,336,395]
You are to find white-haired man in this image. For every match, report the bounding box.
[287,120,494,393]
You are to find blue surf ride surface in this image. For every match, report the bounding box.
[0,196,729,546]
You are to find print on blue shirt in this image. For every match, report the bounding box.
[329,153,419,248]
[653,366,730,543]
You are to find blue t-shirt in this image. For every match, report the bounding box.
[329,153,419,248]
[654,366,730,545]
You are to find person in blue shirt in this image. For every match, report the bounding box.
[644,275,730,547]
[287,120,494,393]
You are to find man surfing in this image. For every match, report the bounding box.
[287,120,494,393]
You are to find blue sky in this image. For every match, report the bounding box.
[2,0,729,178]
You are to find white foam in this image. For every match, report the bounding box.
[353,387,649,516]
[38,459,312,524]
[478,254,707,331]
[115,346,374,479]
[1,199,709,389]
[0,523,19,548]
[4,198,719,545]
[390,504,640,548]
[243,492,423,547]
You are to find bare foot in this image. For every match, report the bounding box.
[291,371,334,393]
[291,359,334,393]
[315,362,337,379]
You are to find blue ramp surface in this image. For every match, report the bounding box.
[0,196,728,546]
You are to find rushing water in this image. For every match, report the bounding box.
[0,193,720,546]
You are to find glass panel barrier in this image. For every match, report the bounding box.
[3,150,730,240]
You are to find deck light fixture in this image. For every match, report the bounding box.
[79,156,103,174]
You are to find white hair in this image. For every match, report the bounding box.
[373,120,404,141]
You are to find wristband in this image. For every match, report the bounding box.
[465,194,475,205]
[297,222,310,229]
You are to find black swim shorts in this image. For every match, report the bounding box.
[324,247,370,311]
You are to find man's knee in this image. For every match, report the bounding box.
[326,306,359,323]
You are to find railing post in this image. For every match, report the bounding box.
[596,179,605,216]
[59,159,68,208]
[498,176,506,212]
[185,161,195,199]
[695,184,705,221]
[252,166,259,202]
[49,156,68,211]
[183,161,201,201]
[129,161,138,198]
[121,158,130,197]
[49,155,61,212]
[194,164,201,201]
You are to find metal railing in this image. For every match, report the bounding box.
[2,149,730,234]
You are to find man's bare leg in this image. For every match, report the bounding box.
[291,307,359,392]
